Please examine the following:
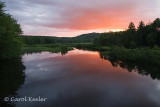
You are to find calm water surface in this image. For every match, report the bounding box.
[15,49,160,107]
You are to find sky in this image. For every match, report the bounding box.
[2,0,160,37]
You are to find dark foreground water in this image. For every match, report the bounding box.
[1,49,160,107]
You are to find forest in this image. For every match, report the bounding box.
[93,19,160,48]
[23,18,160,49]
[22,32,100,45]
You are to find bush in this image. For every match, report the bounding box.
[130,41,137,49]
[152,45,159,50]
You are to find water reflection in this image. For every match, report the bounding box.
[22,47,69,56]
[14,49,160,107]
[0,58,25,107]
[23,50,68,56]
[61,50,68,55]
[99,52,160,80]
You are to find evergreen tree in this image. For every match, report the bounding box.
[152,18,160,28]
[128,22,136,31]
[137,21,145,31]
[137,21,145,46]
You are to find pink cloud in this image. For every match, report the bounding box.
[3,0,160,36]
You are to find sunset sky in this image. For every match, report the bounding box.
[3,0,160,37]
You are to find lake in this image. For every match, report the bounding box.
[1,49,160,107]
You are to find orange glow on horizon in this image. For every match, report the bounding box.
[4,0,159,37]
[106,29,124,32]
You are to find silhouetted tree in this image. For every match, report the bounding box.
[137,21,145,31]
[128,22,136,33]
[152,18,160,28]
[93,18,160,48]
[137,21,145,46]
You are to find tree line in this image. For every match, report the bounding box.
[22,33,100,45]
[94,18,160,48]
[23,36,56,45]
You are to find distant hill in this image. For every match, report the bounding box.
[72,33,100,42]
[74,33,100,39]
[22,32,101,44]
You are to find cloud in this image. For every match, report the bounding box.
[2,0,160,36]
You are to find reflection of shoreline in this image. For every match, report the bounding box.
[0,58,25,107]
[99,52,160,80]
[16,50,160,107]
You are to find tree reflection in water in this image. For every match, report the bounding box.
[99,52,160,80]
[0,58,25,107]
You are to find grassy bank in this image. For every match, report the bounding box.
[22,44,73,53]
[23,43,160,66]
[74,43,111,51]
[75,43,160,66]
[107,46,160,65]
